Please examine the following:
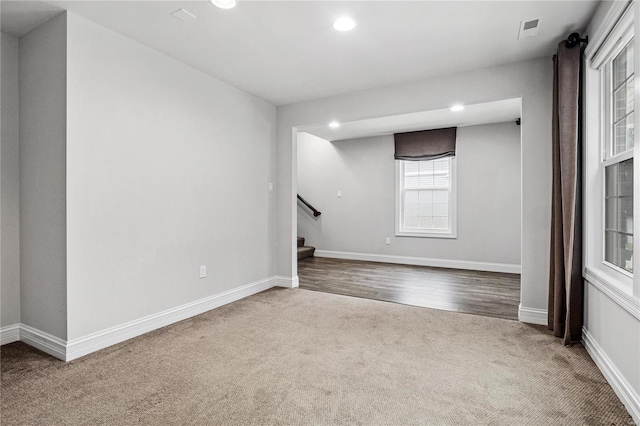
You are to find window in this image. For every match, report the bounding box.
[584,1,638,298]
[396,157,456,238]
[603,38,634,274]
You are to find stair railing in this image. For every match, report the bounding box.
[297,194,321,217]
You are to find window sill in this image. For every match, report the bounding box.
[396,231,457,239]
[583,267,640,321]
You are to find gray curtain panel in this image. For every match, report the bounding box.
[394,127,457,160]
[549,41,583,345]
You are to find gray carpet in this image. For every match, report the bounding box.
[0,288,633,425]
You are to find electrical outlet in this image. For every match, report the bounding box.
[268,182,274,192]
[337,190,342,198]
[385,237,391,245]
[199,265,206,279]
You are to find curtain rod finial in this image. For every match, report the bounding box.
[565,32,588,49]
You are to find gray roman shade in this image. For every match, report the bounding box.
[394,127,457,161]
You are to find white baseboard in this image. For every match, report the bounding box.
[314,250,521,274]
[0,324,20,345]
[518,304,547,325]
[1,277,279,361]
[582,327,640,424]
[1,323,66,360]
[19,324,67,361]
[273,275,299,288]
[65,277,276,361]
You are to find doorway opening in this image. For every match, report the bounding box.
[294,98,523,320]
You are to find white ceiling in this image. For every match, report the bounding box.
[2,0,599,106]
[1,1,64,37]
[301,97,522,142]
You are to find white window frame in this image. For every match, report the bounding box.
[395,157,457,239]
[601,33,634,278]
[584,2,637,298]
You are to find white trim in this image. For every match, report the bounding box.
[603,149,634,166]
[582,327,640,424]
[273,275,299,288]
[517,304,547,325]
[395,231,457,239]
[0,277,280,361]
[395,157,458,239]
[1,324,67,360]
[65,277,276,361]
[0,324,20,345]
[314,250,521,274]
[584,267,640,321]
[588,0,634,68]
[19,324,67,361]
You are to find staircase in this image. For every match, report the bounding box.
[297,237,315,261]
[296,194,319,261]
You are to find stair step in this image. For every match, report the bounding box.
[297,237,305,248]
[297,246,315,261]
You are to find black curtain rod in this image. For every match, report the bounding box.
[565,32,588,49]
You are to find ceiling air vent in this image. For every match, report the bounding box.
[518,18,540,39]
[171,8,196,23]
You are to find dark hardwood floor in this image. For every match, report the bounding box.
[297,257,521,321]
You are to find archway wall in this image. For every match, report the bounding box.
[276,56,553,316]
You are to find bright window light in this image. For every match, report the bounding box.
[450,105,465,112]
[329,121,341,128]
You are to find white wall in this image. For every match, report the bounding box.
[65,14,276,340]
[278,57,552,314]
[580,1,640,422]
[19,14,67,339]
[1,32,21,328]
[297,122,521,268]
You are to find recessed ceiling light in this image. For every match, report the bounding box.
[329,121,341,128]
[450,105,465,112]
[210,0,236,9]
[333,17,357,32]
